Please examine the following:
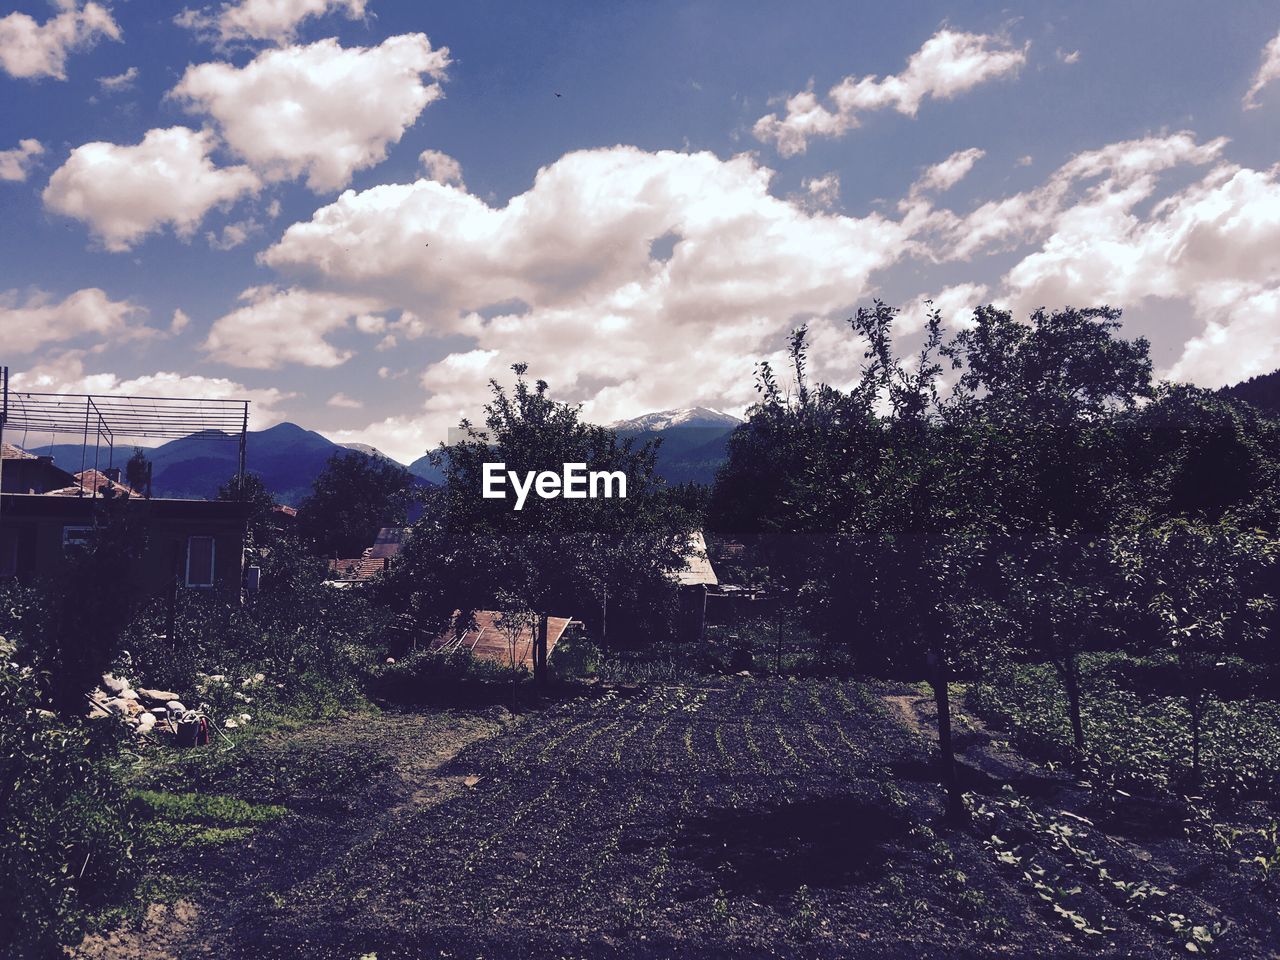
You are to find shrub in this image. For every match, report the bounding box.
[0,637,136,958]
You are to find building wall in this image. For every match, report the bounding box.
[0,494,247,595]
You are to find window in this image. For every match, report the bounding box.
[62,526,92,551]
[186,536,216,587]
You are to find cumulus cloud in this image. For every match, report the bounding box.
[908,147,985,198]
[206,218,261,250]
[914,131,1280,387]
[176,0,367,46]
[203,285,386,368]
[1243,30,1280,109]
[0,1,119,80]
[0,287,150,353]
[0,138,44,181]
[419,148,464,187]
[753,29,1027,156]
[96,65,137,92]
[172,35,451,192]
[170,308,192,333]
[327,392,363,409]
[265,146,929,461]
[801,173,840,208]
[9,352,293,430]
[43,127,260,251]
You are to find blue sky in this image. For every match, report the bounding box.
[2,0,1280,462]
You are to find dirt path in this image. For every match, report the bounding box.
[75,707,514,960]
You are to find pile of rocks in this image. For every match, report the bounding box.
[86,673,194,737]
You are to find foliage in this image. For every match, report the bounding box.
[0,637,136,958]
[124,446,150,494]
[297,451,421,558]
[384,364,699,655]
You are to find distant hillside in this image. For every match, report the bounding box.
[34,423,422,506]
[1221,369,1280,417]
[406,407,742,488]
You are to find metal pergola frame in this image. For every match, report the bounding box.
[0,365,250,505]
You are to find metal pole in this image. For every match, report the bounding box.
[237,402,248,494]
[0,367,8,527]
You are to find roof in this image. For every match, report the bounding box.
[429,610,575,669]
[43,469,140,499]
[272,504,298,517]
[675,530,718,587]
[367,526,409,559]
[1,441,38,461]
[327,556,392,582]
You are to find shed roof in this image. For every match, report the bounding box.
[430,610,575,669]
[675,530,718,587]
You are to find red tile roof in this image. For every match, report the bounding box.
[429,610,575,669]
[1,441,38,461]
[45,469,140,498]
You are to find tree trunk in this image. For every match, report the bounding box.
[929,650,967,825]
[534,614,550,688]
[1060,655,1085,754]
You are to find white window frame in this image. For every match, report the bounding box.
[62,525,93,551]
[185,535,216,588]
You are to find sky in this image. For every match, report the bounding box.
[2,0,1280,464]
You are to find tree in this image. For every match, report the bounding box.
[218,472,279,554]
[124,446,151,494]
[297,451,421,558]
[385,364,698,685]
[943,305,1154,755]
[1116,518,1276,780]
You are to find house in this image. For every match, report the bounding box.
[325,525,411,585]
[429,610,577,669]
[0,485,250,591]
[0,379,254,594]
[1,442,76,494]
[674,529,718,640]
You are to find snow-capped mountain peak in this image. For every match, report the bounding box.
[609,407,742,432]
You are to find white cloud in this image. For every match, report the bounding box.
[1057,48,1081,65]
[419,148,464,187]
[919,131,1280,388]
[176,0,367,46]
[909,147,985,197]
[925,131,1228,262]
[327,391,363,409]
[203,285,385,368]
[801,173,840,208]
[0,1,120,80]
[9,352,293,430]
[0,287,150,353]
[1243,30,1280,109]
[753,29,1027,156]
[97,65,137,92]
[206,218,260,250]
[172,35,451,192]
[170,308,191,333]
[0,138,44,181]
[43,127,261,251]
[265,146,928,461]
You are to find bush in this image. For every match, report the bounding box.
[0,637,136,958]
[364,648,516,706]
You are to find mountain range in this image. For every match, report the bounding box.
[19,370,1279,508]
[26,408,743,505]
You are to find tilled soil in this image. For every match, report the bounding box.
[74,682,1280,959]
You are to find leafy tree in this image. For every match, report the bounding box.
[218,472,279,555]
[944,305,1154,753]
[297,451,421,558]
[1116,518,1276,779]
[386,364,697,684]
[124,446,150,494]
